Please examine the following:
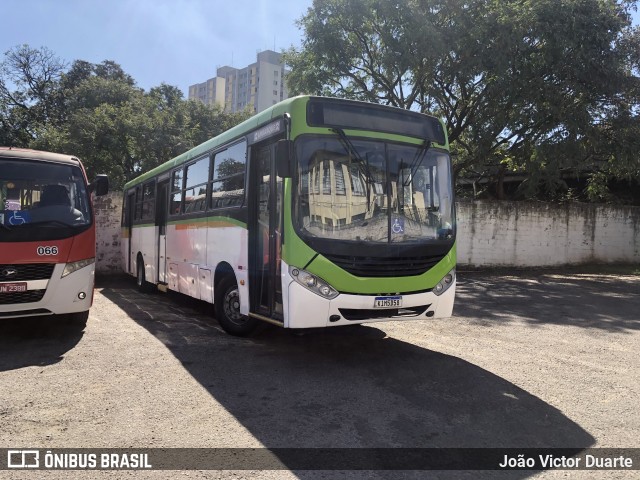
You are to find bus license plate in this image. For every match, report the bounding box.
[374,296,402,308]
[0,282,27,293]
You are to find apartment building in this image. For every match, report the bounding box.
[188,50,289,113]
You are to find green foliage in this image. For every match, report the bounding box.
[1,46,250,190]
[285,0,640,202]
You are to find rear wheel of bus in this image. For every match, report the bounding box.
[215,275,258,336]
[136,255,153,293]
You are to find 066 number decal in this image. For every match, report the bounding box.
[37,246,59,256]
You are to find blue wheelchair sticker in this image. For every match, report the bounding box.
[391,217,405,234]
[5,210,31,225]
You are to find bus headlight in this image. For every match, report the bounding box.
[62,258,95,278]
[433,268,455,296]
[290,266,339,300]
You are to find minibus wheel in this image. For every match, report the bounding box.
[215,276,257,336]
[65,310,89,325]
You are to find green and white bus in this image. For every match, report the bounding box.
[122,96,456,335]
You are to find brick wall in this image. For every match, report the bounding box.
[93,195,640,273]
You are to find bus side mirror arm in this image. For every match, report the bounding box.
[89,174,109,196]
[276,139,293,178]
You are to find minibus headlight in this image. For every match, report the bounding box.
[433,268,456,296]
[62,258,95,278]
[289,266,339,300]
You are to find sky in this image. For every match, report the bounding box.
[1,1,638,98]
[1,0,313,96]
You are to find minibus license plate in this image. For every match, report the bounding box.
[374,296,402,308]
[0,282,27,293]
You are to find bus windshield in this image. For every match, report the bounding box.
[0,160,91,239]
[295,136,454,244]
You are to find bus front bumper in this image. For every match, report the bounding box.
[0,263,94,319]
[284,276,455,329]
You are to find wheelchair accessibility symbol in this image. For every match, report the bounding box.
[392,217,404,234]
[7,211,30,225]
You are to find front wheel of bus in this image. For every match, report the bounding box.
[215,276,258,336]
[65,310,89,325]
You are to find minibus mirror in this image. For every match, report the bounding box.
[276,139,293,178]
[90,174,109,196]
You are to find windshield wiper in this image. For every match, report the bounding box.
[404,139,431,187]
[0,222,11,231]
[331,127,374,210]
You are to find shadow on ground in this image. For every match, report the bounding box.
[454,271,640,332]
[0,315,86,372]
[98,274,595,477]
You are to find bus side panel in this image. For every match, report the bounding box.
[168,222,205,297]
[129,226,139,277]
[121,226,131,274]
[129,225,156,281]
[142,226,158,284]
[205,223,249,312]
[162,221,198,296]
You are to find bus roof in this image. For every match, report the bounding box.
[124,96,304,190]
[124,95,447,190]
[0,147,82,166]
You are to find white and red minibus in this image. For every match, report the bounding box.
[0,147,108,322]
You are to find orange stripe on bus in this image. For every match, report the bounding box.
[174,220,238,230]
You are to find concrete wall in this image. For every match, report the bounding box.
[456,201,640,267]
[93,194,640,273]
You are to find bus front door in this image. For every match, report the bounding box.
[249,142,283,321]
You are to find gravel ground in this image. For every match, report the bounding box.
[0,269,638,479]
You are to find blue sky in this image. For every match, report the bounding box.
[1,0,638,97]
[1,0,313,95]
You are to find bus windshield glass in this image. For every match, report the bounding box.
[0,160,91,236]
[295,136,454,244]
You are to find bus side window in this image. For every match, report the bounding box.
[170,169,184,215]
[210,140,247,209]
[141,181,155,221]
[184,156,209,214]
[134,186,142,220]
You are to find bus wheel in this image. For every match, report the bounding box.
[65,310,89,325]
[136,257,153,293]
[215,276,257,336]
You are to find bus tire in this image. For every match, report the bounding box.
[66,310,89,325]
[215,276,257,336]
[136,256,153,293]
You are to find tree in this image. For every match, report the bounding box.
[1,44,253,189]
[285,0,640,201]
[0,44,66,146]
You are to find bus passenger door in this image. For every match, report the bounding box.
[248,142,283,320]
[156,179,169,284]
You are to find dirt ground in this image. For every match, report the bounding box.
[0,268,638,479]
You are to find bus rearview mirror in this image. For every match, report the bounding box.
[90,174,109,196]
[276,139,293,178]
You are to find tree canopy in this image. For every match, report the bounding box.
[285,0,640,202]
[0,45,250,189]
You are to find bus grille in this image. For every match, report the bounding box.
[339,305,429,321]
[0,289,46,305]
[322,253,444,277]
[0,263,55,281]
